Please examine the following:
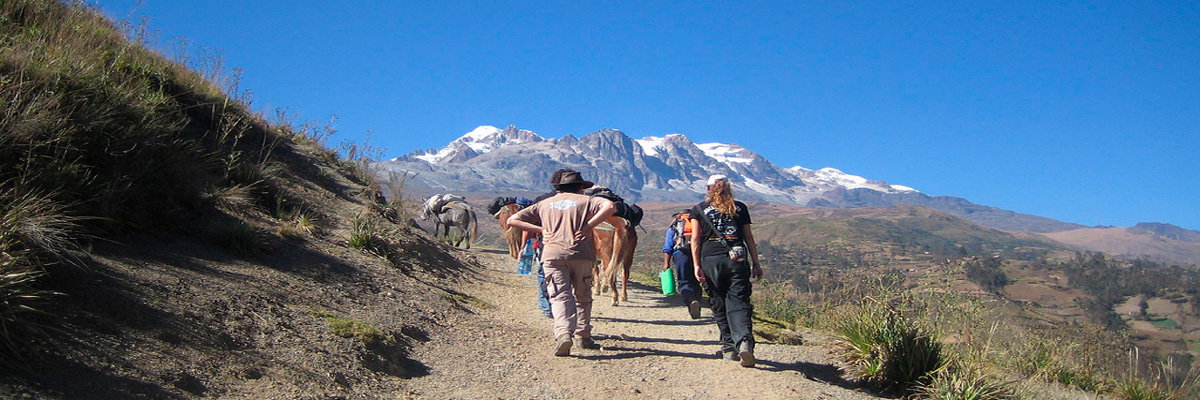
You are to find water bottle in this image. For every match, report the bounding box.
[517,239,534,275]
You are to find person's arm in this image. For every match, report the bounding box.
[743,224,763,280]
[506,208,543,236]
[690,218,704,283]
[583,199,617,231]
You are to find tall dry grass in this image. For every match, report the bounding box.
[0,0,388,359]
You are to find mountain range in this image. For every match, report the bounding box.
[375,125,1200,264]
[379,125,1083,231]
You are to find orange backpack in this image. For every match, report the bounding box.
[671,213,693,250]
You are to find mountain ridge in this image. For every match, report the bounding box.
[382,125,1086,233]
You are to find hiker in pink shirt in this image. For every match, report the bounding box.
[508,169,616,356]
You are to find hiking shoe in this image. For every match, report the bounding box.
[687,300,701,319]
[576,336,600,350]
[554,335,572,356]
[721,351,739,362]
[738,342,755,367]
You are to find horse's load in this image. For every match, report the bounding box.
[487,196,534,216]
[584,187,643,228]
[426,193,466,214]
[420,194,477,249]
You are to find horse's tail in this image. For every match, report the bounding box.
[622,227,638,271]
[604,225,624,288]
[468,209,478,247]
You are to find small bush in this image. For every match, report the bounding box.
[349,213,388,255]
[917,367,1016,400]
[0,255,55,363]
[208,184,256,214]
[212,221,270,256]
[834,301,946,392]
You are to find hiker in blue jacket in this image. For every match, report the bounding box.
[662,209,702,319]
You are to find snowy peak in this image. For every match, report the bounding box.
[411,125,543,163]
[635,133,688,157]
[697,142,756,165]
[789,166,918,194]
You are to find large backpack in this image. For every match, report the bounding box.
[669,213,693,251]
[584,186,642,227]
[487,196,517,215]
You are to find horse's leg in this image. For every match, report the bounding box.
[621,230,638,302]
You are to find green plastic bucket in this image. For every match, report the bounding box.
[659,269,677,295]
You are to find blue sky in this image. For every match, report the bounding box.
[95,1,1198,230]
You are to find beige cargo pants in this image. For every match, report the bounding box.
[542,258,595,340]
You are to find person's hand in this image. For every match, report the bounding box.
[695,265,706,283]
[662,262,672,271]
[751,264,763,281]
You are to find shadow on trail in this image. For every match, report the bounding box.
[576,345,716,361]
[593,316,710,326]
[606,335,719,346]
[756,359,865,392]
[472,247,510,256]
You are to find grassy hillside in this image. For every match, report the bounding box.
[629,201,1199,398]
[1,1,487,397]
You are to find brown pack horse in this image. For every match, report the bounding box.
[592,216,638,306]
[494,203,523,260]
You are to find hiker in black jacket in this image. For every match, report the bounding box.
[689,175,763,367]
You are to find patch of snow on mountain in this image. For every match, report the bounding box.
[697,143,753,164]
[635,136,668,157]
[457,125,503,153]
[744,177,786,195]
[414,146,456,163]
[461,125,501,141]
[811,167,918,193]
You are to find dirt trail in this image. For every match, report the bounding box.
[397,247,883,400]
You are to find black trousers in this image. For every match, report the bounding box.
[700,254,754,353]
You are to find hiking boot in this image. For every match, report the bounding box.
[575,336,600,350]
[687,300,701,319]
[720,350,739,362]
[554,335,572,357]
[738,342,755,367]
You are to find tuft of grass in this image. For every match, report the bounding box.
[833,300,946,392]
[1118,349,1200,400]
[917,366,1017,400]
[0,255,56,363]
[309,309,386,344]
[212,220,271,256]
[0,190,73,362]
[349,212,388,255]
[208,184,256,214]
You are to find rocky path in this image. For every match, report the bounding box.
[396,247,885,400]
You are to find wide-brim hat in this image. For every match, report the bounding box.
[551,169,594,189]
[706,174,728,186]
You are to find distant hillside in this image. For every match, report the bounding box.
[1044,225,1200,265]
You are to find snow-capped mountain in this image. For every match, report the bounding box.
[380,125,1084,233]
[408,125,544,164]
